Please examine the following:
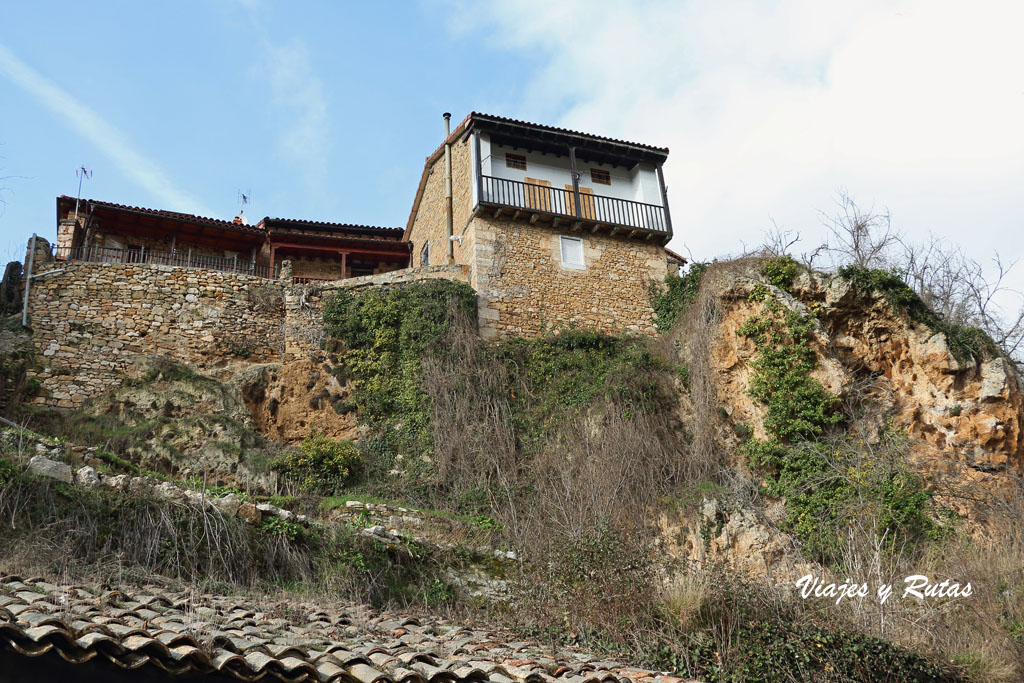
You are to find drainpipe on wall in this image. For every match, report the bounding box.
[443,112,454,264]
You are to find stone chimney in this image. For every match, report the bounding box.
[25,236,53,268]
[56,217,80,258]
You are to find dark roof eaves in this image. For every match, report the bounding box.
[469,112,670,156]
[58,196,266,236]
[261,217,403,236]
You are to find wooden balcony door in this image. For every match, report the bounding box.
[565,185,596,219]
[524,177,551,212]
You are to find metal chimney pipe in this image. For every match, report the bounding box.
[443,112,454,263]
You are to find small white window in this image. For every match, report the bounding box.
[559,236,585,270]
[421,242,430,266]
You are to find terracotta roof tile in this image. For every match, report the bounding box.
[58,196,267,235]
[0,575,697,683]
[261,217,404,238]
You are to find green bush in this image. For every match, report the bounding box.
[275,433,362,494]
[691,620,961,682]
[0,457,18,482]
[649,263,709,333]
[760,255,798,291]
[736,303,841,442]
[837,265,999,364]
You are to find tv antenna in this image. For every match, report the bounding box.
[73,165,93,221]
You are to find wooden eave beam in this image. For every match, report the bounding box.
[269,241,409,260]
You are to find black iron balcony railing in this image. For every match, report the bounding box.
[52,245,275,279]
[480,175,670,233]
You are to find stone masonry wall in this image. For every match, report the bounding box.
[281,265,470,358]
[405,134,671,339]
[25,262,286,407]
[26,262,469,408]
[471,218,668,339]
[407,137,474,268]
[23,228,658,409]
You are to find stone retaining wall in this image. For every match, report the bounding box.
[24,261,469,407]
[24,262,285,407]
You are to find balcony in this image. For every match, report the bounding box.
[478,175,671,240]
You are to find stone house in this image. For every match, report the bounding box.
[404,112,675,338]
[42,113,677,338]
[53,196,410,283]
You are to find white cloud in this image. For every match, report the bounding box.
[0,43,213,216]
[234,0,330,187]
[456,0,1024,294]
[258,39,330,182]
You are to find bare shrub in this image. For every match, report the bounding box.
[759,190,1024,365]
[821,189,901,270]
[901,237,1024,363]
[675,258,764,496]
[247,283,284,314]
[425,328,685,544]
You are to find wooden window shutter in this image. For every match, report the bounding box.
[565,185,596,219]
[524,177,551,212]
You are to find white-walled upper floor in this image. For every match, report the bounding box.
[479,135,663,205]
[467,123,673,236]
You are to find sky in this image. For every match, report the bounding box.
[1,0,1022,308]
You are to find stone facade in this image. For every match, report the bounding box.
[471,219,667,338]
[407,137,475,269]
[406,133,670,339]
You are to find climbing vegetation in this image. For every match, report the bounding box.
[649,262,709,333]
[837,265,999,364]
[738,290,941,565]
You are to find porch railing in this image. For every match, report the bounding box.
[291,276,337,285]
[480,175,670,233]
[52,245,274,279]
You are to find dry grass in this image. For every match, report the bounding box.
[0,471,315,587]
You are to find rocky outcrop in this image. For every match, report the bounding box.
[658,497,816,579]
[702,266,1023,521]
[76,356,279,489]
[234,358,361,444]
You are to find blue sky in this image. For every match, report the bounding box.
[2,0,1023,308]
[0,0,552,250]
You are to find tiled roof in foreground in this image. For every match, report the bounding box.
[0,575,690,683]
